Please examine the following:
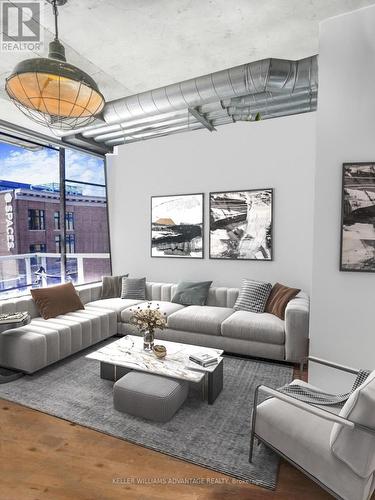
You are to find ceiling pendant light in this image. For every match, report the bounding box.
[5,0,105,131]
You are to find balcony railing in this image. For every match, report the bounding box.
[0,252,110,298]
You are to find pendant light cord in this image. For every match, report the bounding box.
[52,0,59,40]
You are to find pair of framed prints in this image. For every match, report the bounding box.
[151,189,273,260]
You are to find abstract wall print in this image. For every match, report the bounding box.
[151,193,204,258]
[341,163,375,272]
[209,189,273,260]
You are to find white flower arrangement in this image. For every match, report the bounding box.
[129,302,167,334]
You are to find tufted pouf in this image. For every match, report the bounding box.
[113,371,188,422]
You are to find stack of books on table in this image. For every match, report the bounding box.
[0,312,30,325]
[189,352,219,368]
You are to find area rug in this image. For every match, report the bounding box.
[0,339,293,489]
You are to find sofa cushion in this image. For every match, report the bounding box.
[265,282,301,319]
[31,282,84,320]
[255,384,372,500]
[233,279,272,313]
[171,281,212,306]
[330,370,375,479]
[101,274,128,299]
[120,301,185,323]
[121,277,146,300]
[221,310,285,345]
[167,306,234,336]
[85,298,143,320]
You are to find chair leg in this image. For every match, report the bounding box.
[249,386,260,463]
[249,430,255,463]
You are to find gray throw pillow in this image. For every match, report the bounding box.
[121,277,146,300]
[101,274,128,299]
[171,281,212,306]
[234,279,272,313]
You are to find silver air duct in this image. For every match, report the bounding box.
[62,55,318,150]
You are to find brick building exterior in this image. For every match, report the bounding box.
[0,182,110,292]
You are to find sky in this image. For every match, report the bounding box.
[0,141,105,196]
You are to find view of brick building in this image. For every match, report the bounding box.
[0,180,110,293]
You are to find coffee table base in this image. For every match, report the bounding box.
[100,361,223,405]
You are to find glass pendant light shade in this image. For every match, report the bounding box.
[5,3,105,131]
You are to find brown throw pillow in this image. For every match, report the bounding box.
[265,282,300,320]
[31,282,84,320]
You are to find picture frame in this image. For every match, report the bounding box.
[340,163,375,272]
[209,188,273,261]
[151,193,204,259]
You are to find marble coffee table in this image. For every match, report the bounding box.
[87,335,224,404]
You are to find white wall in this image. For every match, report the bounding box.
[310,5,375,391]
[107,113,316,291]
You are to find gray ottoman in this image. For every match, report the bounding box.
[113,371,188,422]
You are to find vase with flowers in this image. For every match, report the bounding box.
[130,302,167,350]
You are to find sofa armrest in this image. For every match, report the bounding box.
[284,292,309,363]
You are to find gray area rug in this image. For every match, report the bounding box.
[0,339,292,489]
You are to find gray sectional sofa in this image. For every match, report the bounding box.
[0,281,310,374]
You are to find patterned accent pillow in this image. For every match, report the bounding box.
[265,282,300,319]
[234,279,272,313]
[121,277,146,300]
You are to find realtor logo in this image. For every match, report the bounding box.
[1,1,43,51]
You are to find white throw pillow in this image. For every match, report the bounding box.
[330,370,375,478]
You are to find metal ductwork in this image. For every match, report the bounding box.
[62,55,318,151]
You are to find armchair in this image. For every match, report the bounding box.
[249,357,375,500]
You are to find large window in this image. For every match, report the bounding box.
[28,209,45,230]
[0,135,111,298]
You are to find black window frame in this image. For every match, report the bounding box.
[28,209,45,230]
[0,129,112,297]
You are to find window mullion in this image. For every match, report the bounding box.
[59,148,67,283]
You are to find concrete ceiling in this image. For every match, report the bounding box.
[1,0,375,130]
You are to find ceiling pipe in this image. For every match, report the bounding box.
[103,56,317,125]
[93,116,199,142]
[61,55,318,148]
[81,108,191,138]
[105,122,205,146]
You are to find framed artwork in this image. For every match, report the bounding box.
[209,188,273,260]
[151,193,204,258]
[340,163,375,272]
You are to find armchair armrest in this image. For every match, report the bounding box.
[308,356,360,375]
[258,385,354,428]
[284,293,309,363]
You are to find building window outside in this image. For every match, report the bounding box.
[54,211,74,230]
[65,212,74,230]
[65,234,75,253]
[54,211,60,230]
[55,235,61,253]
[28,209,45,230]
[29,243,46,253]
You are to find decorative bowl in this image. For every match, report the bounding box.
[153,345,167,359]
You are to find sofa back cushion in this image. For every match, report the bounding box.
[31,282,84,320]
[145,282,239,308]
[0,295,39,318]
[330,370,375,478]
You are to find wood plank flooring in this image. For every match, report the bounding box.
[0,367,369,500]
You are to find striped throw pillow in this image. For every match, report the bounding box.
[234,279,272,313]
[121,277,146,300]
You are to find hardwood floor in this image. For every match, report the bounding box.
[0,398,332,500]
[0,365,370,500]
